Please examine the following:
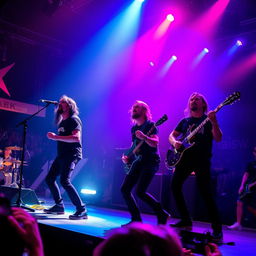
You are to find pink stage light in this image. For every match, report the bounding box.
[221,53,256,88]
[166,14,175,22]
[193,0,230,38]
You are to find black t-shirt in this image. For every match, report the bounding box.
[245,160,256,184]
[57,115,82,159]
[175,114,213,160]
[131,120,160,162]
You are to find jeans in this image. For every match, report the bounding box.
[171,156,222,232]
[45,156,85,210]
[121,160,163,221]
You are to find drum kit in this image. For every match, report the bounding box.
[0,146,27,188]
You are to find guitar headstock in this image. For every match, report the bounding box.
[155,114,168,126]
[222,91,241,107]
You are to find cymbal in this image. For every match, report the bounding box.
[13,160,28,166]
[2,161,13,166]
[5,146,23,151]
[13,160,27,164]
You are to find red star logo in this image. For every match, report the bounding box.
[0,63,15,97]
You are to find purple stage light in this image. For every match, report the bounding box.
[236,40,242,46]
[203,48,209,53]
[172,55,177,61]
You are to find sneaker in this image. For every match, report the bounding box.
[69,209,88,220]
[157,210,171,225]
[227,222,242,231]
[170,220,192,229]
[212,230,223,243]
[44,204,65,215]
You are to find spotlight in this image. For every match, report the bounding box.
[149,61,155,66]
[203,48,209,53]
[236,40,242,46]
[81,189,97,195]
[172,55,177,61]
[135,0,145,3]
[166,14,175,22]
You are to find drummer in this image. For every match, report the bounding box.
[0,147,14,186]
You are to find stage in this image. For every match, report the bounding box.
[30,201,256,256]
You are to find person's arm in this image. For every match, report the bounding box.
[239,172,249,194]
[208,111,222,142]
[168,130,182,149]
[135,130,159,147]
[47,129,81,143]
[205,243,222,256]
[8,207,44,256]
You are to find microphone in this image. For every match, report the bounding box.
[40,99,58,105]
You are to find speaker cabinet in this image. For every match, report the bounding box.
[0,186,39,204]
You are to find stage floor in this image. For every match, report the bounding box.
[29,200,256,256]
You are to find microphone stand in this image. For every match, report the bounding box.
[15,102,52,211]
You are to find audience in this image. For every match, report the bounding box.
[93,222,222,256]
[0,193,44,256]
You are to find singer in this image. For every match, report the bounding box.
[44,95,87,220]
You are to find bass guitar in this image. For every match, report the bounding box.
[166,92,240,168]
[239,181,256,200]
[124,114,168,174]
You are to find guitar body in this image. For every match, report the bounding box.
[123,114,168,174]
[166,140,195,168]
[239,182,256,200]
[124,153,142,174]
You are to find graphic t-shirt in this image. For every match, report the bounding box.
[57,115,82,159]
[175,114,213,160]
[131,120,160,163]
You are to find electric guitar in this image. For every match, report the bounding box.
[239,181,256,200]
[124,114,168,174]
[165,92,240,168]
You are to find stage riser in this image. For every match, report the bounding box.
[39,223,103,256]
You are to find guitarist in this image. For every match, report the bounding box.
[228,146,256,230]
[121,100,170,225]
[168,92,223,241]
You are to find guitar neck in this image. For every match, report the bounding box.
[185,104,223,142]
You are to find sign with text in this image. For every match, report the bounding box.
[0,97,46,117]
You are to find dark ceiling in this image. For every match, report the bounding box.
[0,0,256,47]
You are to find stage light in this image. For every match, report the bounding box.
[149,61,155,66]
[203,48,209,53]
[236,40,242,46]
[159,55,177,77]
[166,14,175,22]
[135,0,145,3]
[81,189,97,195]
[172,55,177,61]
